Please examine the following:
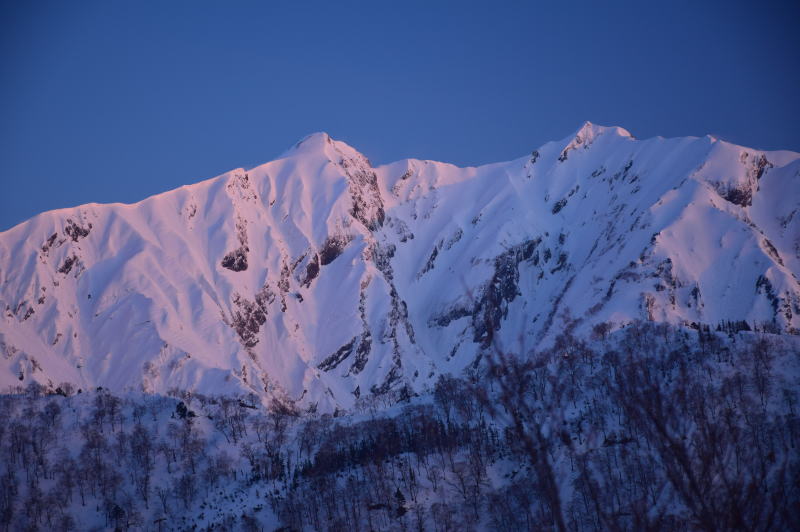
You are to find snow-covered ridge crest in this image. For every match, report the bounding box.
[1,123,799,411]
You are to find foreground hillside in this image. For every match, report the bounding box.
[1,124,799,409]
[1,323,798,531]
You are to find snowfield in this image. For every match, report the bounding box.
[1,123,798,410]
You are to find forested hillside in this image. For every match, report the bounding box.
[2,322,797,531]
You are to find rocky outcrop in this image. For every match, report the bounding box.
[230,285,275,348]
[221,217,250,272]
[221,248,248,272]
[64,218,92,242]
[339,154,385,231]
[472,239,541,347]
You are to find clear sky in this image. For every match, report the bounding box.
[1,0,798,231]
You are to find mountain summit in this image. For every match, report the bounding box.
[2,124,798,410]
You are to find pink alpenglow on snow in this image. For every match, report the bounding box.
[1,123,798,410]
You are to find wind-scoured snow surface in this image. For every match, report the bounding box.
[2,123,799,410]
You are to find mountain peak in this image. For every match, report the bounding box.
[555,122,633,162]
[298,131,333,145]
[283,132,365,162]
[571,121,632,141]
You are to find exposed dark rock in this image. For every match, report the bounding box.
[319,235,352,266]
[558,127,598,162]
[41,233,58,254]
[370,363,402,395]
[370,243,396,280]
[537,274,576,340]
[690,285,702,308]
[389,218,414,243]
[444,228,463,249]
[550,252,568,274]
[429,304,471,328]
[718,184,753,207]
[235,217,248,247]
[559,134,586,162]
[622,160,633,175]
[391,169,414,196]
[418,246,438,278]
[303,254,320,287]
[348,282,373,375]
[368,242,416,357]
[762,238,783,266]
[780,292,797,324]
[318,337,357,372]
[221,217,250,271]
[552,198,568,215]
[221,247,248,272]
[278,261,290,312]
[755,275,779,317]
[350,197,385,231]
[350,334,372,375]
[341,155,385,231]
[290,250,321,288]
[750,153,772,181]
[58,255,80,275]
[230,285,275,348]
[255,284,275,310]
[643,293,657,320]
[552,186,580,215]
[64,219,92,242]
[226,172,257,202]
[471,238,540,347]
[715,154,773,208]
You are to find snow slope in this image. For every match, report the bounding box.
[2,123,798,410]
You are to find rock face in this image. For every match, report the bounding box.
[1,124,799,410]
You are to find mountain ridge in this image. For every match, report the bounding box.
[2,123,798,411]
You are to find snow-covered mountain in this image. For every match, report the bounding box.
[2,123,798,410]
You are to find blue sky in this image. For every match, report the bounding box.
[1,0,798,231]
